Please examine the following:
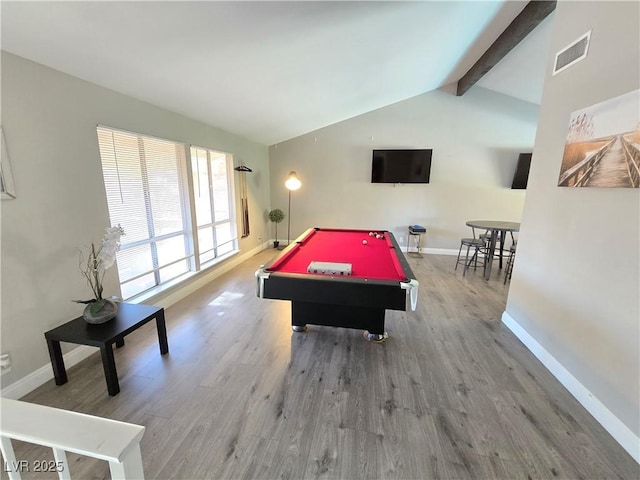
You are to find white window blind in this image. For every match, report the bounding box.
[97,127,238,300]
[97,127,191,299]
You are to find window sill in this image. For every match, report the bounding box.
[126,249,240,305]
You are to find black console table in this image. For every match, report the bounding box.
[44,303,168,396]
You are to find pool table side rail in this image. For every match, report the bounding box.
[257,272,409,311]
[263,227,416,283]
[256,227,417,312]
[387,229,416,283]
[263,227,316,272]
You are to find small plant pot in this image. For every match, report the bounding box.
[83,299,118,324]
[273,241,280,248]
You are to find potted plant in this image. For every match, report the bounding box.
[73,225,125,324]
[268,209,285,248]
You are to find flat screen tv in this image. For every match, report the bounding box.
[371,149,432,184]
[511,153,532,189]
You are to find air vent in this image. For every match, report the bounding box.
[553,31,591,75]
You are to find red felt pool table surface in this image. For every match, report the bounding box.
[267,228,408,282]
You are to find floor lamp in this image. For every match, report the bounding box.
[284,171,301,246]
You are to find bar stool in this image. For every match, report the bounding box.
[455,236,486,276]
[504,243,517,284]
[484,230,516,268]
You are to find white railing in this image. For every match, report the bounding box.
[0,399,145,479]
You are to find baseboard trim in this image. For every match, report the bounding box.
[1,242,272,400]
[501,310,640,464]
[1,345,96,400]
[402,246,460,256]
[422,247,459,256]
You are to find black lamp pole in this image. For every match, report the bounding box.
[287,189,292,246]
[284,171,301,247]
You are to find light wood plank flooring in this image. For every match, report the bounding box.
[5,251,639,479]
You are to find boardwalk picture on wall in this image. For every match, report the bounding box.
[558,88,640,188]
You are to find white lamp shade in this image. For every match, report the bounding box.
[285,171,302,191]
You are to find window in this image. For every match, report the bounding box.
[97,126,238,299]
[190,146,235,264]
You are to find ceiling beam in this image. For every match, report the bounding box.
[456,0,556,96]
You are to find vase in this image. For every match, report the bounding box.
[83,299,118,324]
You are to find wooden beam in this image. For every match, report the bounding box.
[456,0,556,96]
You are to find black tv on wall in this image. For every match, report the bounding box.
[371,149,432,184]
[511,153,532,189]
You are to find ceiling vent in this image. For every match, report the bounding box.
[553,31,591,75]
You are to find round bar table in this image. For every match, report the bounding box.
[465,220,521,280]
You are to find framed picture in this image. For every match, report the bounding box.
[558,89,640,188]
[1,127,16,199]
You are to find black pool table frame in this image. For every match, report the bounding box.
[256,228,418,341]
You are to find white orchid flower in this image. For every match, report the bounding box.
[75,225,125,303]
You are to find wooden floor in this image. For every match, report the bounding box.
[7,250,639,479]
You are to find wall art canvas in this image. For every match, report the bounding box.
[558,89,640,188]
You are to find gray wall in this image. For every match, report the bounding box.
[0,52,270,387]
[506,0,639,438]
[268,84,538,249]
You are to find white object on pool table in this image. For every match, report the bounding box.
[307,261,353,275]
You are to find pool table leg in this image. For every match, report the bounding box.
[363,331,389,343]
[291,301,388,342]
[362,309,387,342]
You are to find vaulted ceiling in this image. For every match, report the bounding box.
[1,1,553,145]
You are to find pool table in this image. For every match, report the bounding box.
[255,227,419,341]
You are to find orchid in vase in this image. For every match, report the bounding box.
[74,225,125,318]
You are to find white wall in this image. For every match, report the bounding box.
[268,84,538,249]
[0,52,270,388]
[505,0,639,454]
